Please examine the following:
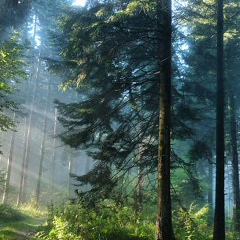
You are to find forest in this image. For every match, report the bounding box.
[0,0,239,239]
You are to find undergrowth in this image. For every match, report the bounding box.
[35,203,154,240]
[35,201,240,240]
[0,203,46,240]
[0,204,25,222]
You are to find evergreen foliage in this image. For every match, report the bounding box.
[53,0,203,209]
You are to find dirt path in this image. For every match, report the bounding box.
[0,212,46,240]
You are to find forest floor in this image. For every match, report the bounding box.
[0,205,47,240]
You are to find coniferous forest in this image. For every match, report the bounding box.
[0,0,240,239]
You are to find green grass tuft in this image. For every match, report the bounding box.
[0,204,25,222]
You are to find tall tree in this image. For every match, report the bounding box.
[229,94,240,229]
[21,49,42,204]
[53,0,204,225]
[213,0,225,238]
[224,0,240,229]
[35,76,51,206]
[155,0,175,239]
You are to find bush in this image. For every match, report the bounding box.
[36,203,154,240]
[173,203,211,240]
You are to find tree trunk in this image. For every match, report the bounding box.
[21,49,41,204]
[207,160,213,225]
[17,117,27,207]
[135,165,144,214]
[68,153,73,199]
[213,0,225,239]
[135,123,144,215]
[155,0,175,239]
[229,93,240,231]
[2,113,16,204]
[35,78,50,207]
[50,107,58,195]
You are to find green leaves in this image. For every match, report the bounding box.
[0,32,27,131]
[0,34,27,86]
[37,203,154,240]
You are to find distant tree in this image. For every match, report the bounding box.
[35,77,51,207]
[15,0,73,206]
[228,88,240,230]
[20,49,42,204]
[2,113,16,204]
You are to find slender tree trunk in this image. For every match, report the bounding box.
[17,117,27,207]
[36,79,50,206]
[135,163,144,214]
[155,0,175,239]
[135,123,144,215]
[21,49,41,203]
[50,107,58,195]
[17,20,34,206]
[208,160,213,225]
[17,7,42,206]
[68,154,73,199]
[2,113,16,204]
[213,0,225,239]
[229,93,240,231]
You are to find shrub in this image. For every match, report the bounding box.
[36,203,154,240]
[173,203,211,240]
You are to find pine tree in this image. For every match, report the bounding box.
[213,0,225,238]
[155,0,175,239]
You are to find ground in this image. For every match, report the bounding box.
[0,205,46,240]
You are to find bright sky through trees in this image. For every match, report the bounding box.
[72,0,86,6]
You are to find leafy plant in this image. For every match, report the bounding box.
[36,203,154,240]
[173,203,211,240]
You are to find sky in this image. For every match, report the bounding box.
[72,0,86,6]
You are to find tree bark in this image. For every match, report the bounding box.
[36,77,50,206]
[2,113,16,204]
[21,49,41,204]
[17,117,27,207]
[155,0,175,239]
[50,107,58,195]
[213,0,225,239]
[229,93,240,231]
[207,160,213,225]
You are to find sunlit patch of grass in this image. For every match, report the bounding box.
[0,204,46,240]
[19,204,48,219]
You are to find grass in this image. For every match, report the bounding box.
[0,204,46,240]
